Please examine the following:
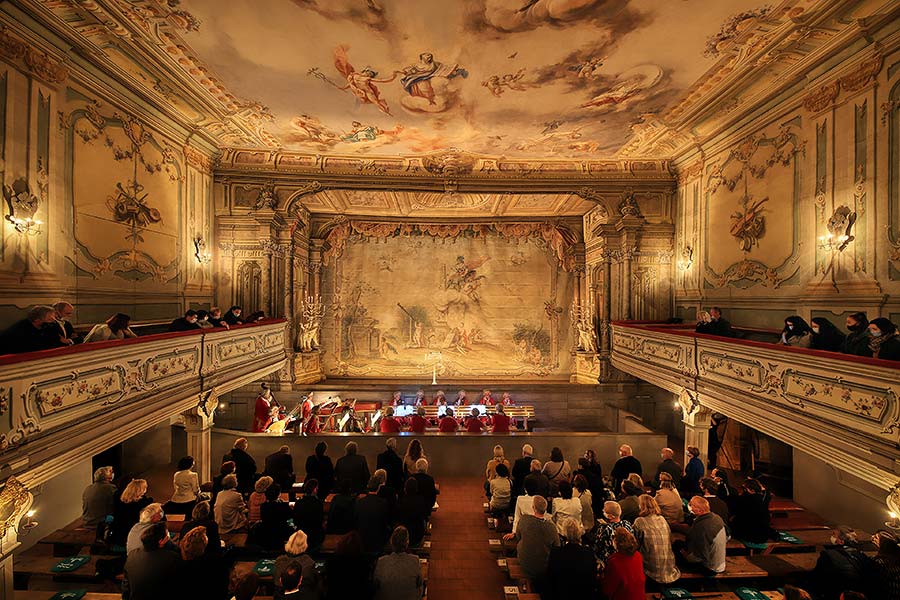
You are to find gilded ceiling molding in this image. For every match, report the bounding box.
[0,26,68,85]
[802,81,840,113]
[183,145,213,175]
[675,160,704,185]
[802,51,883,114]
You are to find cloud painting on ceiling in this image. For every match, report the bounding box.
[180,0,769,157]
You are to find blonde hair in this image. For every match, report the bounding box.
[659,472,675,490]
[285,530,308,555]
[254,476,273,494]
[492,445,505,459]
[120,479,148,504]
[697,311,711,323]
[638,494,661,517]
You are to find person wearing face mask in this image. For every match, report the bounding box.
[695,311,713,334]
[810,317,846,352]
[809,526,872,600]
[841,312,871,356]
[224,305,244,326]
[169,309,202,332]
[780,316,813,348]
[868,318,900,361]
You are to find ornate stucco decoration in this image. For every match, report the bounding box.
[676,160,704,185]
[254,181,278,210]
[183,145,213,174]
[838,52,883,94]
[803,82,841,113]
[617,190,643,219]
[571,301,597,353]
[716,259,783,288]
[3,178,42,234]
[297,295,325,353]
[0,26,68,85]
[0,476,32,540]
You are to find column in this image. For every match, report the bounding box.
[600,252,611,355]
[622,248,633,320]
[183,394,217,484]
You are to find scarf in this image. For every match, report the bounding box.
[868,331,898,358]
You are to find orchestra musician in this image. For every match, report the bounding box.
[410,406,428,433]
[480,389,494,406]
[301,394,319,434]
[454,389,468,406]
[390,391,402,407]
[433,390,447,406]
[380,406,402,433]
[500,391,514,405]
[253,383,282,433]
[414,389,426,406]
[492,404,511,433]
[465,407,485,433]
[438,407,458,432]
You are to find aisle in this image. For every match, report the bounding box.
[426,476,507,600]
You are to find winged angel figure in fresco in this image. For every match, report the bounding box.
[310,45,397,115]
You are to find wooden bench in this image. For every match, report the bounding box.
[12,546,118,589]
[678,552,819,580]
[12,593,123,599]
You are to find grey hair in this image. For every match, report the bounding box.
[386,437,397,450]
[93,466,113,483]
[561,517,583,542]
[603,500,621,519]
[415,458,429,472]
[139,502,164,523]
[27,305,55,321]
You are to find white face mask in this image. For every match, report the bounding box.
[871,330,882,338]
[811,325,820,334]
[787,324,794,330]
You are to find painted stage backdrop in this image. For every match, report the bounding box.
[321,229,574,379]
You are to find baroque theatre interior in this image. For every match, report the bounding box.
[0,0,899,597]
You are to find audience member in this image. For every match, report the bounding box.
[274,530,319,599]
[710,468,736,501]
[492,404,512,432]
[249,475,274,523]
[169,309,202,332]
[324,531,373,600]
[377,437,404,492]
[681,496,727,575]
[871,529,900,599]
[166,455,199,515]
[52,301,81,345]
[575,451,605,513]
[305,441,335,498]
[380,406,402,433]
[489,463,512,515]
[810,526,871,600]
[842,312,871,356]
[327,479,358,535]
[195,309,214,329]
[573,474,595,533]
[611,444,642,492]
[695,310,713,334]
[126,503,166,554]
[524,459,551,500]
[265,445,295,491]
[373,526,423,600]
[251,484,294,551]
[655,472,684,525]
[211,461,235,507]
[811,317,846,352]
[438,407,458,432]
[402,439,426,479]
[512,478,547,534]
[213,474,247,534]
[729,478,771,544]
[708,307,735,337]
[181,500,220,555]
[503,495,559,590]
[700,477,730,527]
[782,315,813,347]
[374,468,398,510]
[111,478,153,547]
[465,407,485,432]
[175,526,229,600]
[511,444,534,498]
[682,446,704,497]
[231,572,260,600]
[783,585,814,600]
[223,437,257,495]
[355,476,392,553]
[82,466,116,528]
[633,495,680,585]
[601,528,646,600]
[0,305,63,353]
[547,518,597,597]
[593,501,635,568]
[292,479,325,550]
[122,522,179,600]
[411,458,437,515]
[279,565,309,599]
[335,441,371,494]
[869,317,900,360]
[542,446,572,491]
[396,478,428,547]
[485,444,510,482]
[84,312,137,342]
[552,480,582,535]
[224,305,244,326]
[618,480,643,523]
[208,307,229,329]
[653,447,682,489]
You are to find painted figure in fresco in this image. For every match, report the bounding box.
[446,255,489,303]
[290,114,338,144]
[400,52,468,105]
[481,69,527,97]
[412,321,424,348]
[332,45,397,115]
[379,336,398,359]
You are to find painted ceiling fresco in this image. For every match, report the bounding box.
[178,0,769,158]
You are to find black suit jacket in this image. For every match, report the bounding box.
[412,472,437,515]
[334,454,370,494]
[512,456,533,495]
[376,448,404,491]
[354,493,391,553]
[223,448,257,494]
[293,495,325,547]
[265,451,295,489]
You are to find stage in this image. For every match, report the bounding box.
[197,427,668,478]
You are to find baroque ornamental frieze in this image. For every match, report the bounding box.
[0,26,68,84]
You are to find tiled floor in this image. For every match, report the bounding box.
[426,476,507,600]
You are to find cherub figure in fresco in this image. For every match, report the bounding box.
[481,69,527,97]
[326,45,397,115]
[399,52,468,105]
[290,114,338,144]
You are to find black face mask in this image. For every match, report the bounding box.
[848,322,865,332]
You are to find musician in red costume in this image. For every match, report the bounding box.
[390,391,402,407]
[480,389,495,406]
[410,406,428,433]
[301,394,319,434]
[500,392,514,405]
[380,406,402,433]
[414,389,426,406]
[454,389,468,406]
[438,407,458,432]
[253,383,281,432]
[491,404,511,433]
[465,407,485,433]
[433,390,447,406]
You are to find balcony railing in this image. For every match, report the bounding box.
[0,319,288,487]
[611,321,900,491]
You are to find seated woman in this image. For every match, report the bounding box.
[111,478,152,547]
[781,315,813,348]
[546,518,597,597]
[213,474,247,534]
[165,456,200,516]
[633,495,680,586]
[810,317,846,352]
[869,317,900,360]
[489,464,513,517]
[181,500,221,555]
[729,478,772,544]
[695,311,713,334]
[600,528,646,600]
[552,481,583,536]
[274,530,319,600]
[248,476,273,524]
[84,313,137,343]
[618,480,643,523]
[654,472,684,526]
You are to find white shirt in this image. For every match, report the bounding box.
[511,494,551,534]
[551,497,582,535]
[171,469,199,503]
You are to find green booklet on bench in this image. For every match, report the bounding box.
[50,591,87,600]
[662,589,693,599]
[736,587,769,600]
[253,558,276,576]
[50,556,90,573]
[776,531,803,543]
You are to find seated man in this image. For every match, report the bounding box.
[390,391,402,406]
[432,390,447,406]
[380,406,402,433]
[207,307,229,328]
[810,526,872,600]
[503,495,560,588]
[409,406,428,433]
[480,389,494,405]
[500,391,514,405]
[680,496,727,575]
[492,405,511,433]
[123,523,180,600]
[82,466,116,528]
[169,309,202,332]
[465,407,485,433]
[438,407,458,432]
[414,389,426,406]
[0,305,60,354]
[126,503,168,554]
[52,301,82,345]
[454,389,467,406]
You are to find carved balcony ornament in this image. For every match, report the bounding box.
[618,190,643,218]
[803,81,840,113]
[818,206,857,253]
[571,300,597,353]
[193,237,211,264]
[3,178,42,236]
[676,389,700,415]
[0,476,34,540]
[678,246,694,271]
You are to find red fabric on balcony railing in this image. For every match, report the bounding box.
[614,320,900,370]
[0,318,287,367]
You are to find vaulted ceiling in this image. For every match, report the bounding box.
[174,0,769,158]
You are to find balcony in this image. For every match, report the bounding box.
[0,319,288,488]
[610,321,900,492]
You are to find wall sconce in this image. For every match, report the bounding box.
[3,178,42,236]
[193,237,211,264]
[819,206,857,253]
[6,215,42,235]
[817,233,852,252]
[18,509,38,534]
[677,246,693,271]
